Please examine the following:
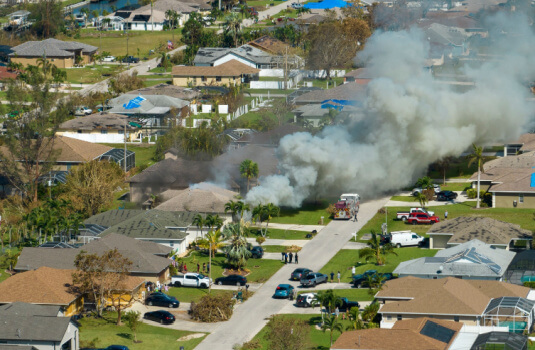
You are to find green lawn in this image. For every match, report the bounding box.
[101,143,156,168]
[167,287,234,303]
[271,201,333,225]
[439,182,471,191]
[251,314,349,350]
[262,245,296,253]
[297,288,374,302]
[304,77,344,89]
[0,270,10,283]
[319,248,438,284]
[63,65,124,84]
[252,228,313,240]
[61,0,86,7]
[179,252,283,283]
[79,311,205,350]
[143,79,172,87]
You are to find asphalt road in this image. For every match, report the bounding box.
[194,196,390,350]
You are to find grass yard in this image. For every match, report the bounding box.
[439,182,471,191]
[297,288,374,302]
[389,196,417,202]
[261,245,288,253]
[359,202,535,239]
[79,311,205,350]
[319,248,438,283]
[179,252,283,283]
[167,287,235,303]
[304,77,344,89]
[143,79,172,87]
[61,30,182,58]
[251,228,313,240]
[101,143,156,168]
[63,65,124,84]
[251,313,349,350]
[271,200,333,226]
[0,270,10,283]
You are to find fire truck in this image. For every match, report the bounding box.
[333,193,360,220]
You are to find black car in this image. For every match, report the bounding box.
[353,272,396,288]
[290,268,311,281]
[144,310,176,324]
[122,55,140,63]
[437,191,458,201]
[249,246,264,259]
[215,274,247,286]
[145,293,179,308]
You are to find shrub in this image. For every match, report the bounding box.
[256,236,266,245]
[523,281,535,288]
[190,293,235,322]
[326,204,337,217]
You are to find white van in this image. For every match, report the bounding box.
[390,231,424,248]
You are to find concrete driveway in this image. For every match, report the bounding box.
[194,196,390,350]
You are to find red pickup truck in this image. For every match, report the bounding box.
[406,213,440,225]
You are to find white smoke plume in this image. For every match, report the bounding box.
[246,12,535,207]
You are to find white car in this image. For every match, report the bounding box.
[75,106,92,116]
[412,184,441,195]
[296,293,317,307]
[102,56,116,62]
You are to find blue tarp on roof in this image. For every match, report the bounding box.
[304,0,347,9]
[123,96,146,110]
[531,172,535,187]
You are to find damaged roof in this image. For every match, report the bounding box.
[59,113,142,131]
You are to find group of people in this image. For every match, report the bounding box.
[178,261,211,274]
[330,271,341,283]
[281,251,298,264]
[146,280,169,293]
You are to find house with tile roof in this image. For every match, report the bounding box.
[172,59,260,87]
[9,38,97,68]
[15,234,172,282]
[0,302,79,350]
[332,317,463,350]
[127,84,201,101]
[376,276,534,331]
[394,239,516,281]
[293,82,366,105]
[427,217,532,250]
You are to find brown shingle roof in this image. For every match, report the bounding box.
[428,216,532,245]
[248,36,288,55]
[172,60,260,77]
[332,318,462,350]
[376,277,530,316]
[295,82,366,104]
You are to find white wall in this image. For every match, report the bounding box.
[138,237,187,254]
[250,81,293,89]
[59,132,127,143]
[130,22,165,31]
[302,69,346,78]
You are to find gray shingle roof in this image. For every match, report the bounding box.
[0,305,71,342]
[194,45,273,65]
[107,94,189,115]
[10,38,97,58]
[0,346,37,350]
[59,113,142,131]
[0,302,61,317]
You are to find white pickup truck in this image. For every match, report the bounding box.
[171,273,211,288]
[396,207,435,221]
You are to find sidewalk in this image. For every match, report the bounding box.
[266,223,325,232]
[246,238,309,246]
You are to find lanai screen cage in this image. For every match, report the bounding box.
[482,297,535,334]
[504,250,535,285]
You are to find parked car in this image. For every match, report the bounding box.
[249,246,264,259]
[291,2,304,8]
[380,234,391,245]
[105,346,130,350]
[273,284,295,299]
[353,272,395,288]
[390,231,425,247]
[171,273,211,288]
[215,274,247,286]
[296,292,317,307]
[437,190,458,201]
[338,297,360,312]
[396,207,435,221]
[75,106,92,116]
[300,272,328,287]
[412,184,441,195]
[144,310,176,324]
[102,56,116,62]
[145,293,179,308]
[291,268,311,281]
[351,270,377,288]
[406,213,440,225]
[122,55,139,63]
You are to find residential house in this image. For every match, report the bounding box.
[193,46,275,69]
[9,38,97,68]
[504,133,535,156]
[422,23,471,57]
[172,60,260,87]
[7,10,30,27]
[292,104,331,127]
[15,234,172,283]
[427,217,532,250]
[222,128,257,150]
[394,239,516,281]
[332,317,463,350]
[83,210,195,252]
[128,83,201,101]
[106,94,190,128]
[376,277,535,332]
[57,113,144,143]
[293,82,366,106]
[343,68,373,84]
[233,125,305,147]
[0,302,79,350]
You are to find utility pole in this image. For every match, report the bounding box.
[124,118,127,173]
[284,46,288,90]
[208,242,212,294]
[151,0,154,32]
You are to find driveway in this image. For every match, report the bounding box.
[385,191,469,207]
[194,196,390,350]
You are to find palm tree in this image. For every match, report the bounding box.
[206,214,223,231]
[262,203,279,237]
[222,222,251,270]
[197,229,225,257]
[252,204,265,235]
[413,192,428,208]
[467,143,484,209]
[239,159,259,192]
[192,214,206,240]
[297,7,311,17]
[223,12,242,47]
[358,230,397,265]
[361,302,380,327]
[365,273,386,297]
[238,201,250,219]
[346,306,364,331]
[436,156,452,185]
[36,57,52,76]
[159,52,169,72]
[415,176,434,191]
[224,200,241,222]
[165,9,180,43]
[322,315,344,346]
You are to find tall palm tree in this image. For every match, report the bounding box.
[262,203,280,237]
[223,12,242,47]
[467,143,484,209]
[224,200,241,222]
[358,230,397,265]
[436,156,452,185]
[238,201,250,219]
[346,306,364,331]
[192,214,206,240]
[36,57,52,76]
[413,192,428,208]
[222,222,251,270]
[165,9,180,43]
[197,229,225,257]
[361,302,380,326]
[239,159,259,192]
[252,204,265,235]
[322,315,344,346]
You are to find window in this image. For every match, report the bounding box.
[397,315,402,320]
[454,316,460,322]
[186,275,196,280]
[386,315,392,320]
[193,77,197,84]
[77,130,82,134]
[170,242,174,247]
[519,194,524,203]
[201,76,207,82]
[216,76,222,82]
[101,130,108,134]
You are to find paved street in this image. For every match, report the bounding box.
[194,196,390,350]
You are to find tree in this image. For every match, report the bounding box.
[25,199,83,242]
[435,156,453,185]
[224,200,242,222]
[108,71,144,96]
[358,230,397,265]
[239,159,259,192]
[262,203,279,237]
[365,273,386,297]
[312,289,342,325]
[124,311,141,342]
[346,306,364,331]
[197,229,225,257]
[413,192,428,208]
[193,214,207,239]
[361,302,380,327]
[322,315,344,346]
[415,176,433,190]
[223,12,242,47]
[72,249,132,320]
[271,99,291,123]
[222,222,251,270]
[467,143,484,209]
[62,160,124,217]
[159,52,170,71]
[29,0,64,38]
[206,214,223,231]
[265,316,310,350]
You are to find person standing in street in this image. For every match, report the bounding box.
[281,252,285,262]
[351,266,356,277]
[289,252,293,263]
[330,271,334,282]
[337,271,341,283]
[295,252,299,264]
[284,253,288,264]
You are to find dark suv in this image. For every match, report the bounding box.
[249,246,264,258]
[353,272,395,288]
[122,55,140,63]
[145,293,179,308]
